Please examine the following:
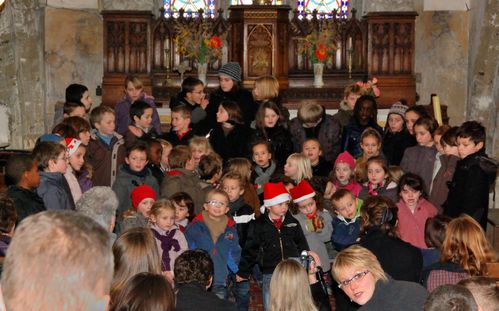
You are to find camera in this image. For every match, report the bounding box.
[300,250,315,272]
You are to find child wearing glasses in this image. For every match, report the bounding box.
[184,188,241,303]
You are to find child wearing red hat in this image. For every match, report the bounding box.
[119,184,157,234]
[63,138,85,203]
[324,151,361,201]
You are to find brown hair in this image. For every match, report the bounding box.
[198,153,223,181]
[297,100,323,124]
[205,188,230,205]
[90,105,115,128]
[366,156,392,185]
[221,172,247,189]
[174,249,213,287]
[0,194,17,233]
[360,196,398,238]
[62,116,91,134]
[425,214,452,249]
[343,84,363,98]
[168,145,191,169]
[220,101,244,125]
[331,189,356,210]
[149,199,176,218]
[124,75,144,89]
[171,105,192,119]
[255,101,281,131]
[170,192,195,222]
[32,141,66,170]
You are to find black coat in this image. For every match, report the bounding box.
[358,227,423,283]
[342,120,383,159]
[251,125,293,167]
[176,283,237,311]
[359,278,428,311]
[208,123,253,162]
[7,185,46,224]
[382,129,416,166]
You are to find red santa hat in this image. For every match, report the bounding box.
[263,182,291,207]
[131,185,157,209]
[64,138,82,156]
[334,151,355,170]
[290,179,316,204]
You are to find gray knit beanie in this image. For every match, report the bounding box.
[218,62,242,82]
[388,102,408,118]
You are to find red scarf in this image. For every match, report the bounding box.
[368,181,384,196]
[272,217,283,230]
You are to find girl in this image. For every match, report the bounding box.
[64,138,85,202]
[170,192,195,231]
[355,127,383,183]
[63,116,93,192]
[382,102,416,165]
[252,75,290,126]
[284,153,312,184]
[358,156,398,202]
[188,136,213,168]
[157,139,172,173]
[324,151,361,200]
[396,173,438,249]
[208,101,252,162]
[400,116,439,193]
[149,199,188,275]
[120,184,156,233]
[224,157,261,216]
[169,77,209,131]
[252,101,293,167]
[404,105,430,136]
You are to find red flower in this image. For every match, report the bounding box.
[210,36,222,49]
[315,43,327,61]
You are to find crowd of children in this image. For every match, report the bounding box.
[0,63,497,311]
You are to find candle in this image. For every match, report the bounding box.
[432,95,443,126]
[348,37,352,50]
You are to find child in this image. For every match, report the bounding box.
[63,138,85,202]
[62,116,92,146]
[121,184,157,233]
[144,138,165,186]
[115,75,162,135]
[302,138,331,178]
[283,153,313,185]
[160,145,204,214]
[184,189,241,302]
[197,153,223,197]
[125,100,159,148]
[32,141,75,210]
[251,141,282,199]
[289,100,341,163]
[404,105,430,136]
[330,189,363,251]
[112,141,160,228]
[422,215,452,268]
[252,101,293,167]
[237,182,309,310]
[396,173,438,249]
[332,83,362,129]
[382,102,416,165]
[53,84,93,125]
[0,194,17,257]
[189,136,213,168]
[443,121,497,230]
[324,151,362,200]
[5,154,45,223]
[400,116,439,193]
[157,138,172,173]
[63,101,87,119]
[225,158,261,216]
[355,127,383,183]
[164,105,194,147]
[252,76,290,126]
[86,105,126,187]
[169,76,208,130]
[290,179,333,277]
[170,192,195,231]
[149,199,188,274]
[342,95,383,158]
[358,155,398,202]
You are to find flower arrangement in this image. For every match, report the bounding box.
[175,22,224,64]
[356,77,380,97]
[298,27,338,64]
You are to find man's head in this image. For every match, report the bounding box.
[174,249,214,289]
[75,186,119,232]
[424,284,478,311]
[1,211,114,311]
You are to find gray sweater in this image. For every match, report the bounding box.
[359,278,428,311]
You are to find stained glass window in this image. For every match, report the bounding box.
[163,0,216,18]
[230,0,283,4]
[297,0,348,19]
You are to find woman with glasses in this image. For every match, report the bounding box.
[170,77,209,132]
[332,245,428,310]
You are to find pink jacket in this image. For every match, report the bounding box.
[396,198,437,249]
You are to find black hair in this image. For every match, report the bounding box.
[129,100,153,121]
[405,105,430,119]
[456,121,486,145]
[179,77,204,99]
[5,154,36,186]
[65,84,88,104]
[353,95,378,124]
[440,126,459,147]
[126,141,149,158]
[63,101,86,115]
[398,172,427,197]
[414,116,438,136]
[174,249,214,287]
[0,194,17,233]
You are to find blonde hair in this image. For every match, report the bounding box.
[286,153,313,182]
[440,215,497,276]
[124,75,144,89]
[332,245,388,283]
[388,166,404,184]
[253,76,279,101]
[343,84,363,98]
[150,199,176,218]
[269,260,318,311]
[297,100,323,124]
[189,136,213,154]
[157,138,172,150]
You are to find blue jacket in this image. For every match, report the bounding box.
[185,213,241,286]
[37,172,75,211]
[331,198,362,251]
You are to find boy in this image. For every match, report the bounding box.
[32,141,75,210]
[125,100,159,148]
[5,154,46,223]
[164,105,194,146]
[184,189,241,302]
[86,105,126,187]
[0,194,17,257]
[144,138,165,185]
[330,189,363,251]
[332,83,362,128]
[115,75,162,135]
[198,153,223,197]
[237,182,309,309]
[250,141,282,200]
[302,138,331,177]
[289,100,341,163]
[160,145,205,214]
[112,141,160,228]
[443,121,497,230]
[63,101,87,119]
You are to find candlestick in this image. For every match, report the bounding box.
[432,95,443,126]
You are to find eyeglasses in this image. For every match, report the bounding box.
[57,156,68,161]
[192,90,205,95]
[206,200,227,207]
[338,271,369,288]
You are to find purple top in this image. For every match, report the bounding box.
[115,93,162,135]
[77,169,93,193]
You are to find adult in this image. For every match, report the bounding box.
[424,284,478,311]
[75,186,118,235]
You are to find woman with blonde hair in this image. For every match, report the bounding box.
[332,245,427,310]
[422,215,497,292]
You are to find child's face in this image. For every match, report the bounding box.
[191,146,208,166]
[252,144,272,167]
[388,114,404,133]
[216,105,229,123]
[284,159,299,180]
[136,198,154,218]
[95,112,115,136]
[125,81,143,102]
[302,141,322,165]
[134,108,153,129]
[264,108,279,128]
[48,151,68,173]
[335,163,353,184]
[333,194,358,220]
[186,84,205,104]
[367,162,386,185]
[219,76,235,92]
[171,112,190,132]
[443,143,459,157]
[68,146,86,172]
[68,106,87,119]
[297,197,317,215]
[267,201,289,219]
[81,90,93,111]
[161,145,172,167]
[25,162,41,189]
[222,178,244,202]
[360,136,381,158]
[78,130,91,146]
[151,208,176,231]
[457,137,484,159]
[358,101,375,125]
[125,150,148,172]
[204,193,229,218]
[414,125,433,147]
[174,201,190,222]
[405,111,419,135]
[434,134,444,154]
[148,143,162,165]
[399,185,421,208]
[345,93,360,110]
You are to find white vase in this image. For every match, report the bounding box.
[197,62,208,85]
[313,63,325,88]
